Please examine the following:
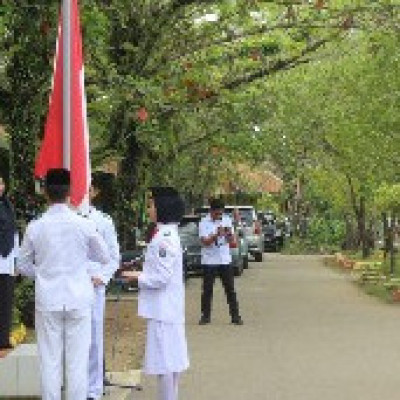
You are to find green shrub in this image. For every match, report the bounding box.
[363,282,393,303]
[282,236,340,255]
[282,215,345,254]
[14,278,35,328]
[12,304,22,326]
[307,216,345,247]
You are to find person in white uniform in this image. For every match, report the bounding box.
[17,169,110,400]
[86,181,120,400]
[199,198,243,325]
[0,175,18,352]
[122,187,189,400]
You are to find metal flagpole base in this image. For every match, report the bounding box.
[105,381,143,391]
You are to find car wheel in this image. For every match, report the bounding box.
[234,258,244,276]
[243,256,249,269]
[254,252,263,262]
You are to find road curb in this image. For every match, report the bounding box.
[104,369,142,400]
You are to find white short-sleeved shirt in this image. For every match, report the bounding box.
[17,204,110,311]
[86,206,120,285]
[199,214,232,266]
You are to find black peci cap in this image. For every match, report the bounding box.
[149,186,185,224]
[91,171,113,189]
[45,168,71,187]
[149,187,179,198]
[209,198,225,210]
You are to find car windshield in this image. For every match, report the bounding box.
[195,207,210,218]
[263,224,276,234]
[261,214,276,224]
[237,208,254,225]
[225,207,254,225]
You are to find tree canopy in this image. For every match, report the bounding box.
[0,0,399,249]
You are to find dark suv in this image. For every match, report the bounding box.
[259,211,284,252]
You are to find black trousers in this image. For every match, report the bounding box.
[0,274,14,348]
[201,265,240,319]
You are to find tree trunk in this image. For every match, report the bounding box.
[357,196,370,258]
[343,215,357,250]
[346,175,370,257]
[389,212,395,275]
[117,151,142,251]
[382,212,388,259]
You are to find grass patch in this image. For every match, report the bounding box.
[360,281,394,303]
[325,251,400,304]
[282,237,340,255]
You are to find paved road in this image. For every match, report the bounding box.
[134,254,400,400]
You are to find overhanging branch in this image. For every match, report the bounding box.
[222,34,337,90]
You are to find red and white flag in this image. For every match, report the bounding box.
[35,0,90,208]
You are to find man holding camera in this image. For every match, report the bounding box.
[198,198,243,326]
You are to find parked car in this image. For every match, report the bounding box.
[259,211,284,252]
[195,206,248,276]
[226,206,263,262]
[274,221,285,250]
[283,217,293,238]
[178,215,202,278]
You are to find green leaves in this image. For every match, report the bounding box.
[375,184,400,214]
[1,0,399,232]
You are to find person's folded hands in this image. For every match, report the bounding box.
[121,270,141,281]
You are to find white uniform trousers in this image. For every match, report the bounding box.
[158,373,180,400]
[88,286,106,399]
[35,307,91,400]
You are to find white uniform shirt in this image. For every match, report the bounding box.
[138,224,185,324]
[199,214,233,266]
[0,234,19,275]
[86,206,120,285]
[17,204,110,311]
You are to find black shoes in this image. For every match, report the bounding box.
[198,316,210,325]
[231,316,244,325]
[199,316,243,325]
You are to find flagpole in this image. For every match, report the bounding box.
[63,0,71,170]
[62,2,70,398]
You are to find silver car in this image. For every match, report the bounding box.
[178,215,202,277]
[226,206,264,262]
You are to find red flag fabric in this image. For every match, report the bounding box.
[34,17,64,177]
[35,0,90,207]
